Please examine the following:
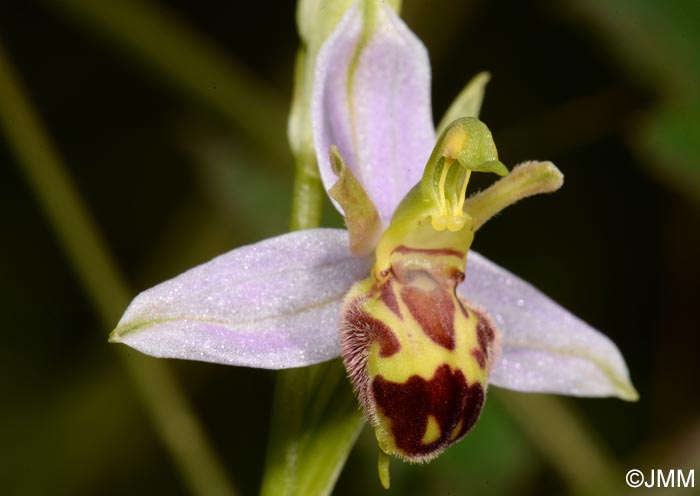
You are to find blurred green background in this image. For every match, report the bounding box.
[1,0,698,495]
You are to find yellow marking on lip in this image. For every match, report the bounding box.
[422,415,441,445]
[450,418,464,440]
[366,292,488,386]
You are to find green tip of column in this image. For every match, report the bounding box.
[465,159,508,176]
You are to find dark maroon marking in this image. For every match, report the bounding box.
[471,348,486,369]
[451,269,466,284]
[354,311,400,358]
[378,280,402,319]
[476,318,495,356]
[372,365,485,458]
[401,286,456,349]
[341,298,402,414]
[485,322,495,342]
[453,382,485,440]
[392,245,465,258]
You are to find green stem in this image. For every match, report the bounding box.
[261,14,364,491]
[262,361,363,496]
[262,122,364,495]
[289,148,324,231]
[44,0,290,165]
[0,41,237,496]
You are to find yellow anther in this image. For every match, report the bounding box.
[431,214,448,231]
[432,157,473,232]
[442,125,468,160]
[446,215,466,232]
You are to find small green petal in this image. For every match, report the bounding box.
[328,146,383,255]
[436,71,491,134]
[464,160,564,231]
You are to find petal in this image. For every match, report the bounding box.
[328,146,383,255]
[312,1,435,223]
[111,229,371,369]
[459,251,638,400]
[464,161,564,231]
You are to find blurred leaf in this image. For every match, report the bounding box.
[568,0,700,200]
[429,396,538,495]
[639,103,700,201]
[494,390,624,496]
[0,41,237,496]
[567,0,700,99]
[437,71,490,135]
[0,361,147,495]
[186,130,291,240]
[44,0,290,165]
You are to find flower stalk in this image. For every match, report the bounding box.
[261,2,374,494]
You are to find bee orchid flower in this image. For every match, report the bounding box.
[110,0,636,470]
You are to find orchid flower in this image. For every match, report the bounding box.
[111,0,636,475]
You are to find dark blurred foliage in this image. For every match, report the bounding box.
[0,0,698,495]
